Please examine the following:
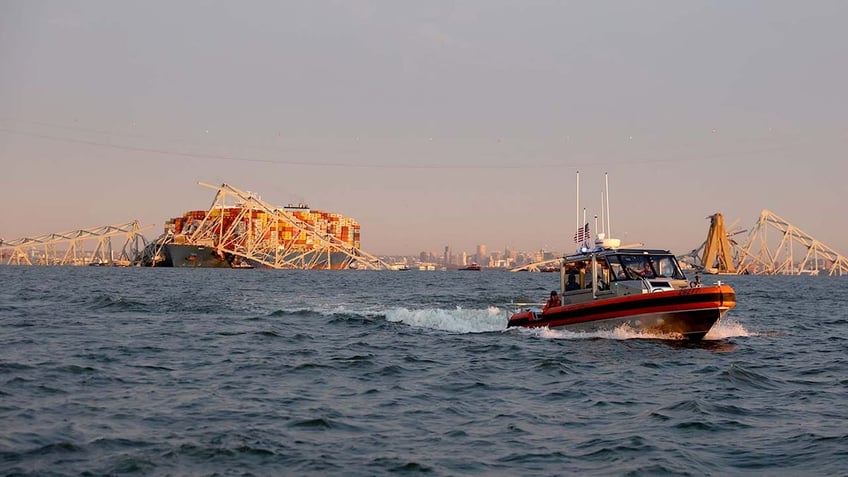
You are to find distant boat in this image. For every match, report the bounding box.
[459,263,481,271]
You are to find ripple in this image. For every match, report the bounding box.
[286,416,363,433]
[25,441,82,456]
[87,294,151,312]
[721,363,779,389]
[0,362,34,372]
[1,269,846,476]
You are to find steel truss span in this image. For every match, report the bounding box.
[0,221,152,266]
[681,210,848,276]
[735,209,848,276]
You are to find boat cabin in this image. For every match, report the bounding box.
[559,248,689,303]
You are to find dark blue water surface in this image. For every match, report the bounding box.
[1,267,846,476]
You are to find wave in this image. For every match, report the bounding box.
[86,294,151,312]
[384,306,507,333]
[704,318,751,340]
[721,363,780,390]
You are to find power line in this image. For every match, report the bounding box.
[0,123,823,170]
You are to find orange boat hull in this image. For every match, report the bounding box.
[508,285,736,341]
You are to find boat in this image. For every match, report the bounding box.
[459,263,482,271]
[507,235,736,341]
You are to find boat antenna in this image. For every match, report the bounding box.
[600,189,606,236]
[605,172,612,238]
[575,170,580,244]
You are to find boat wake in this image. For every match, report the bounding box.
[384,306,507,333]
[334,307,751,340]
[704,318,751,340]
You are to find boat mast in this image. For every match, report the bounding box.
[605,172,612,239]
[600,189,605,237]
[575,170,580,246]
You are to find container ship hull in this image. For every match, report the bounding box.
[162,244,231,268]
[162,244,354,269]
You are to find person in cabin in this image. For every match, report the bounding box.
[639,261,655,278]
[543,290,561,311]
[565,272,579,291]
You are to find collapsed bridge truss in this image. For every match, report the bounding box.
[681,210,848,276]
[734,209,848,276]
[0,221,152,266]
[168,182,393,270]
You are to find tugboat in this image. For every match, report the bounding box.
[507,234,736,341]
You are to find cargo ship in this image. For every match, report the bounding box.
[147,201,364,269]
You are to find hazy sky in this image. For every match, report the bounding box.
[2,1,846,256]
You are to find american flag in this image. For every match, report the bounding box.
[573,223,590,243]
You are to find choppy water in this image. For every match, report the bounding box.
[0,267,846,476]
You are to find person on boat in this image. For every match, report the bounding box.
[633,261,654,278]
[565,272,579,291]
[543,290,561,311]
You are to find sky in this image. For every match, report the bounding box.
[1,1,846,257]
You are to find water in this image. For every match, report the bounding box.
[1,267,846,476]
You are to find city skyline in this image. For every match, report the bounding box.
[2,1,847,257]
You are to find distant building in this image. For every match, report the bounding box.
[476,244,487,265]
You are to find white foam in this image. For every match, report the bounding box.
[704,318,751,340]
[384,306,507,333]
[380,307,752,340]
[519,320,754,342]
[520,323,679,341]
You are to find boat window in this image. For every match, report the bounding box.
[595,257,611,290]
[563,260,593,290]
[618,255,655,279]
[652,255,685,279]
[579,260,592,289]
[606,255,625,281]
[563,263,581,291]
[615,254,685,280]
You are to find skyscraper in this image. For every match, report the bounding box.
[476,244,487,264]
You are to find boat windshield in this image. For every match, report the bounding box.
[608,253,685,280]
